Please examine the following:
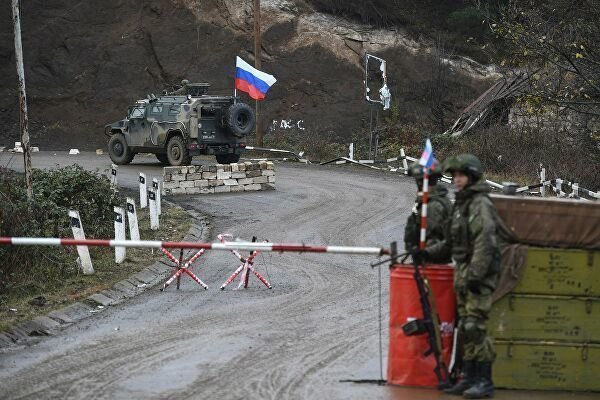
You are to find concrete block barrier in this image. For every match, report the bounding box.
[162,162,275,195]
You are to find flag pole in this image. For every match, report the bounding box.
[233,59,238,104]
[254,0,263,146]
[419,168,429,250]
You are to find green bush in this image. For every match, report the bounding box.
[0,166,123,296]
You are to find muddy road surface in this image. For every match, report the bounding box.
[0,153,596,400]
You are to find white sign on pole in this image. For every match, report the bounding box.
[110,164,118,187]
[148,189,159,230]
[114,206,126,263]
[68,210,94,274]
[139,173,147,209]
[349,143,354,161]
[152,178,162,216]
[125,197,140,241]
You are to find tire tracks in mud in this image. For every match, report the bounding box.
[168,167,408,399]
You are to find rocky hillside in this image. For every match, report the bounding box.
[0,0,494,150]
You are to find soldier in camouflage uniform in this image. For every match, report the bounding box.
[427,154,501,399]
[404,159,452,264]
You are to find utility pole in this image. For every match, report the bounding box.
[254,0,263,146]
[12,0,33,201]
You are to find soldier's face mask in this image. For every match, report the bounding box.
[452,172,469,191]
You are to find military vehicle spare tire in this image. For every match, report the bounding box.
[166,135,192,166]
[108,133,134,165]
[226,102,255,137]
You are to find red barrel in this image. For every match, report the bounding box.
[387,264,456,387]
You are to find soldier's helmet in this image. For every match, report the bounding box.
[181,79,190,86]
[443,153,483,179]
[408,158,443,180]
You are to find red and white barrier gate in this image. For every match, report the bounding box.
[0,237,389,255]
[0,237,389,290]
[217,234,272,290]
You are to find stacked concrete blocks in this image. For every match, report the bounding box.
[162,161,276,195]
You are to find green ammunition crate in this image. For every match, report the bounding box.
[490,294,600,342]
[513,247,599,296]
[494,340,600,391]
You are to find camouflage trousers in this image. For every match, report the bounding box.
[456,285,496,362]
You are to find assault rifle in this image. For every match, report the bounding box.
[372,242,450,388]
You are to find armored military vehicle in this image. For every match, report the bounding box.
[104,82,255,166]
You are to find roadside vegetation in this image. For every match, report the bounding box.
[0,166,192,332]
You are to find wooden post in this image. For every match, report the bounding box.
[12,0,33,200]
[254,0,263,146]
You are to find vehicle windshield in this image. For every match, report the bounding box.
[128,105,145,119]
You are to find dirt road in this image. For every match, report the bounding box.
[0,153,596,400]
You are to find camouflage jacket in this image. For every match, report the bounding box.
[404,185,452,263]
[428,180,501,290]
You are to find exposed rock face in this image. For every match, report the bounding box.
[0,0,492,150]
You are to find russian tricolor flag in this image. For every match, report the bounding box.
[418,139,435,168]
[235,56,277,100]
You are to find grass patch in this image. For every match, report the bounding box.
[0,204,192,332]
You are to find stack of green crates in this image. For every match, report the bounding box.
[489,247,600,391]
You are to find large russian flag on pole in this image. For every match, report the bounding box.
[235,56,277,100]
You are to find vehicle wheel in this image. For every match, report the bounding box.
[226,102,255,137]
[108,133,134,165]
[166,135,191,166]
[156,153,169,165]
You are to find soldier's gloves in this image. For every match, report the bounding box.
[467,280,482,295]
[409,248,428,264]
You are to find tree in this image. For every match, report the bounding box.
[489,0,600,117]
[427,38,454,133]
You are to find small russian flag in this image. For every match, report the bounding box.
[418,139,435,169]
[235,56,277,100]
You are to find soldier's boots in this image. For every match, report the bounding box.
[443,361,475,395]
[463,362,494,399]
